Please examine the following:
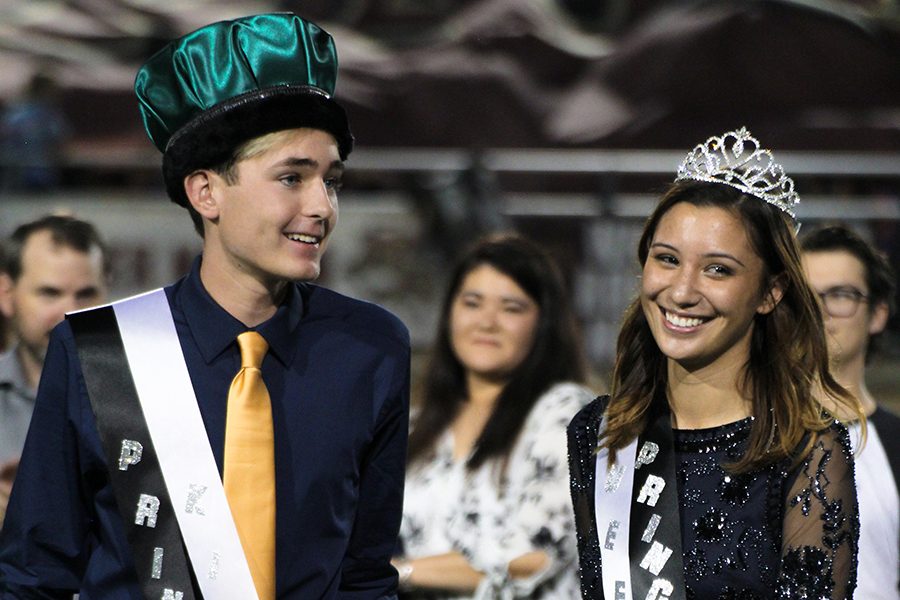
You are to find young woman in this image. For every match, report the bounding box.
[568,128,861,599]
[395,232,594,599]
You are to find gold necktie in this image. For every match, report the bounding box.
[223,331,275,600]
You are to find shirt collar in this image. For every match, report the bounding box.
[176,256,304,366]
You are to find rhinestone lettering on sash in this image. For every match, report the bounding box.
[119,439,144,470]
[634,441,675,598]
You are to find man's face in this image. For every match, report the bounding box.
[0,229,107,366]
[201,128,343,289]
[802,249,888,369]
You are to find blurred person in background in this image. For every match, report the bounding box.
[569,128,861,599]
[0,71,71,191]
[802,223,899,600]
[0,214,108,529]
[394,232,594,599]
[0,243,7,353]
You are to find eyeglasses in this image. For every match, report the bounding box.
[817,288,869,318]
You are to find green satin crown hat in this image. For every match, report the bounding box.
[134,13,353,161]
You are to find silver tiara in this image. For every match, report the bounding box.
[675,127,799,218]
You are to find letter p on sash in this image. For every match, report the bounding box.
[119,439,144,471]
[635,441,659,469]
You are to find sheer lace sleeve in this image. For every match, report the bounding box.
[778,421,859,599]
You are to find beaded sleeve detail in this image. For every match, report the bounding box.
[777,422,859,599]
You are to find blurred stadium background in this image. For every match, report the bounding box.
[1,0,898,403]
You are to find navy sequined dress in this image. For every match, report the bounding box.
[568,396,859,599]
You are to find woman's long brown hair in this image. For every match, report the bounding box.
[602,181,861,472]
[408,232,588,471]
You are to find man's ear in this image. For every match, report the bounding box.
[869,301,890,336]
[758,273,787,315]
[184,170,220,221]
[0,273,14,319]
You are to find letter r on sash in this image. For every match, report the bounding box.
[135,494,160,528]
[614,580,627,600]
[637,474,666,507]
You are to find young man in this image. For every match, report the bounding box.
[802,223,899,600]
[0,13,410,600]
[0,215,108,527]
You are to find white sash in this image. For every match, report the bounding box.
[114,289,259,600]
[595,418,639,600]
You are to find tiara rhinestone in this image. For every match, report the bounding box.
[675,127,799,218]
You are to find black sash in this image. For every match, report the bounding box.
[629,407,686,600]
[68,307,197,600]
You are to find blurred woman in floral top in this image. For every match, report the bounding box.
[395,232,594,599]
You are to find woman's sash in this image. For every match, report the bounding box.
[594,408,686,600]
[68,289,259,600]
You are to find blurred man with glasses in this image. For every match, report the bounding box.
[802,223,899,600]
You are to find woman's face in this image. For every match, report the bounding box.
[640,202,781,373]
[449,264,540,383]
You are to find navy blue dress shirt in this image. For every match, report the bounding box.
[0,257,410,599]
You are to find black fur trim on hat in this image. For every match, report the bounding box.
[162,86,353,208]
